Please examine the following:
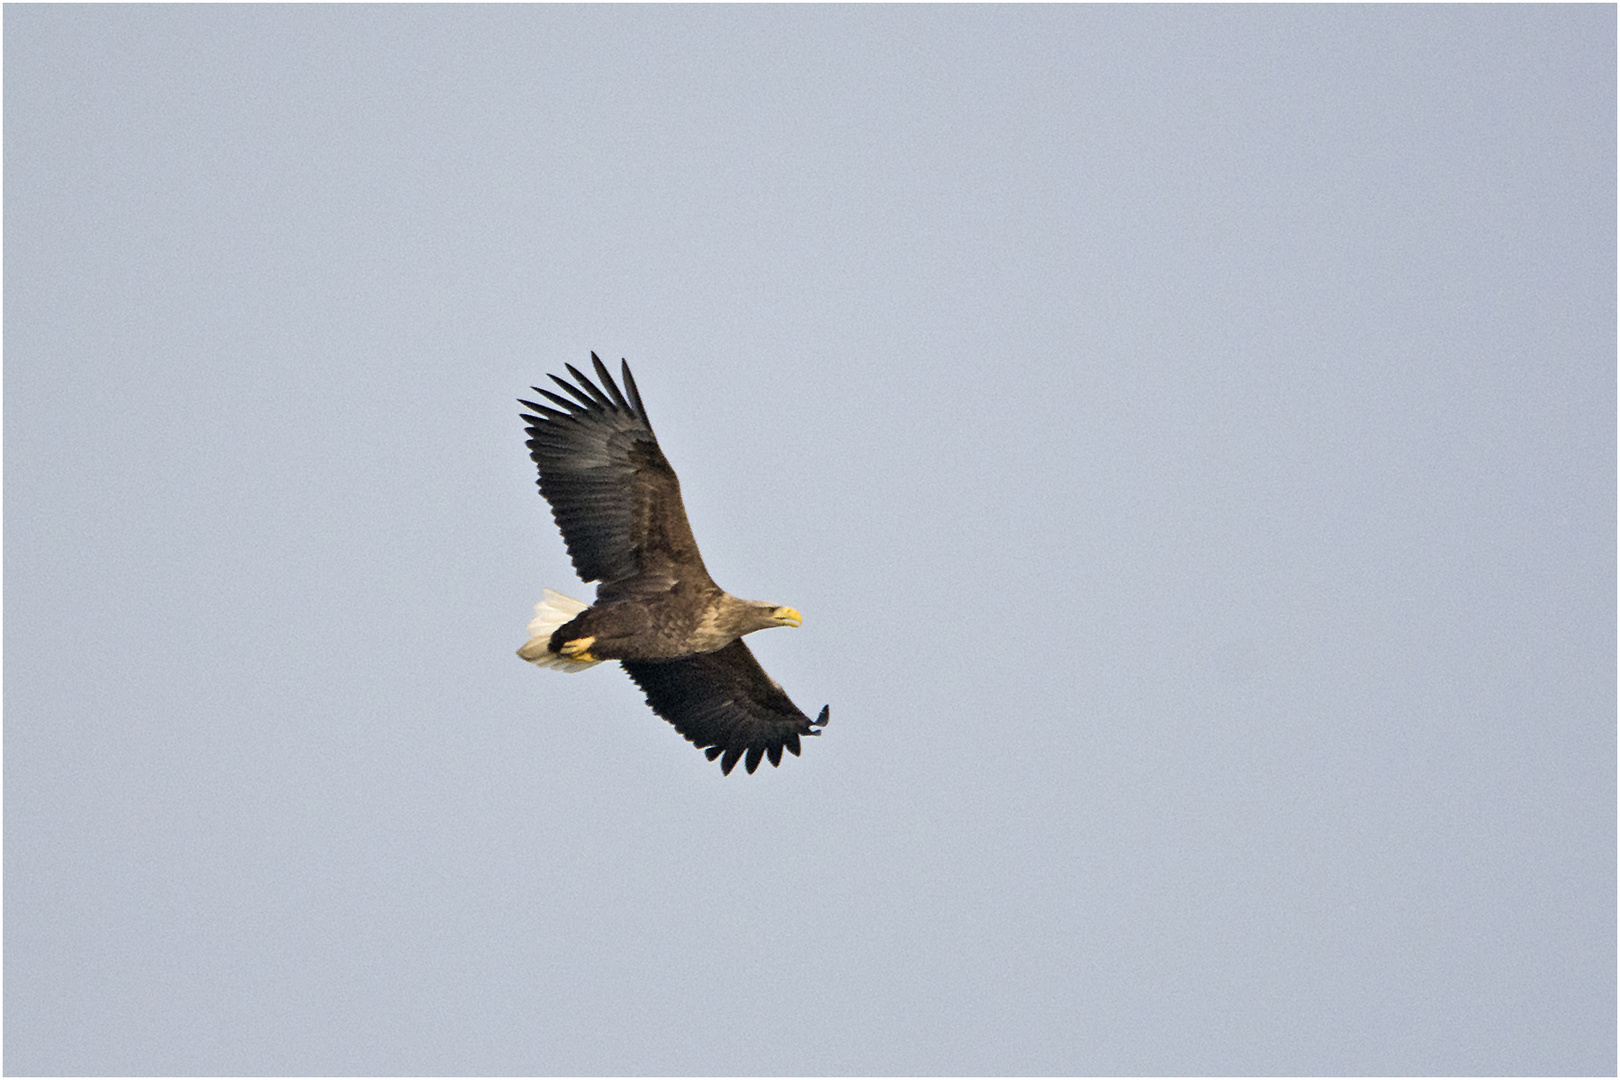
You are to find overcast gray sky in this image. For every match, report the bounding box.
[6,5,1614,1075]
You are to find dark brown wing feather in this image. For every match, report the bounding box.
[520,355,709,585]
[621,640,830,775]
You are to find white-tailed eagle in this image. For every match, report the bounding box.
[517,355,828,775]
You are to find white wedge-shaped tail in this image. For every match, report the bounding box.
[517,588,601,671]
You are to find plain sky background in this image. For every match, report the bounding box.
[5,5,1614,1075]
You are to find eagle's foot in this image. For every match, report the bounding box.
[558,636,598,663]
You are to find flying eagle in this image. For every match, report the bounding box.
[517,355,829,774]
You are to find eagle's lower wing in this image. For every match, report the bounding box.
[621,639,830,775]
[519,355,708,585]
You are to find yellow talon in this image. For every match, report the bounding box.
[559,636,598,662]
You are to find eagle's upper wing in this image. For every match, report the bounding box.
[519,355,708,585]
[621,639,830,775]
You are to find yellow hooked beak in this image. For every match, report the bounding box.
[772,606,803,628]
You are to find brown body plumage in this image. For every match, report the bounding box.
[550,584,793,662]
[517,355,828,775]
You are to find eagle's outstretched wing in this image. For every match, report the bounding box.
[621,640,830,775]
[519,355,709,586]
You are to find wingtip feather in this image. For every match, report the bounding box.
[620,361,648,425]
[566,362,614,408]
[549,371,597,409]
[593,354,633,413]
